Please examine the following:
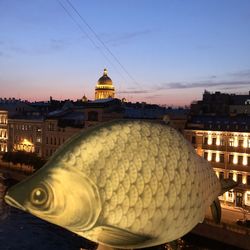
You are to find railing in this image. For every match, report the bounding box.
[202,144,250,154]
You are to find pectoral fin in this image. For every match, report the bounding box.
[220,178,237,195]
[210,198,221,224]
[92,225,152,248]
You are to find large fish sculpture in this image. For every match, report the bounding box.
[4,120,236,249]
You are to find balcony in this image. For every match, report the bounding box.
[0,124,7,128]
[202,144,250,154]
[224,164,250,173]
[227,146,250,154]
[202,144,227,151]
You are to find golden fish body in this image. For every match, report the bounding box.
[5,120,221,249]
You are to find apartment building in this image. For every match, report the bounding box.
[185,115,250,208]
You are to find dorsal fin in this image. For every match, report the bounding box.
[220,178,237,195]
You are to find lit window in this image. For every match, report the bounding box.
[233,154,238,164]
[208,135,212,145]
[247,193,250,203]
[229,138,234,146]
[242,175,247,184]
[216,152,220,162]
[243,155,247,166]
[216,136,220,146]
[207,151,212,161]
[243,138,248,148]
[234,137,238,147]
[233,173,237,182]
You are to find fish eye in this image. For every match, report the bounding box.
[31,187,48,206]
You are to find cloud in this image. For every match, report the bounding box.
[5,38,71,56]
[229,69,250,78]
[219,85,248,91]
[48,39,70,51]
[145,94,163,99]
[104,29,153,46]
[209,75,217,79]
[117,90,149,94]
[157,80,250,90]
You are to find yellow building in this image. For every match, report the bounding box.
[185,118,250,209]
[95,69,115,100]
[0,110,8,153]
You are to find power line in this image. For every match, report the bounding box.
[57,0,126,81]
[65,0,141,89]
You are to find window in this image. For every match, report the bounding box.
[247,175,250,185]
[212,153,216,162]
[239,140,244,147]
[228,191,233,199]
[36,127,42,132]
[36,137,41,143]
[229,155,233,164]
[204,137,208,145]
[238,155,243,165]
[46,137,48,144]
[219,138,225,146]
[229,173,233,180]
[220,154,224,163]
[237,174,242,184]
[229,138,234,146]
[191,136,196,144]
[247,193,250,203]
[219,172,224,180]
[204,152,208,160]
[212,138,216,145]
[48,123,54,131]
[54,137,56,145]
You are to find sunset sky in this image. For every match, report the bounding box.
[0,0,250,106]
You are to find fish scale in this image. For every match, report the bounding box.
[5,119,224,249]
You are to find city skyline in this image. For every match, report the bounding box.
[0,0,250,106]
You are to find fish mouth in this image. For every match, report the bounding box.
[4,194,27,211]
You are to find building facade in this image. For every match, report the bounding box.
[8,118,44,157]
[0,110,8,153]
[185,116,250,209]
[95,69,115,100]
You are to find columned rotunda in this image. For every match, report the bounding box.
[95,69,115,100]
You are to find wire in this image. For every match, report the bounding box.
[65,0,141,89]
[57,0,126,80]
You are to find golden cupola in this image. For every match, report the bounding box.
[95,69,115,100]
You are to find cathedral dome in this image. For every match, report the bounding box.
[97,69,113,85]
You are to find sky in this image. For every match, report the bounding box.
[0,0,250,106]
